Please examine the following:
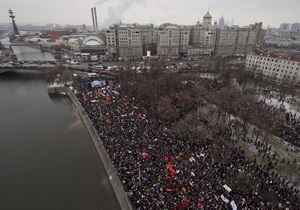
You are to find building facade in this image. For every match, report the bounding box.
[157,23,190,57]
[245,48,300,84]
[106,22,159,59]
[189,13,264,57]
[105,11,265,59]
[214,23,264,56]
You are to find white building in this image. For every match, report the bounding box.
[106,22,159,59]
[157,23,190,57]
[105,11,265,59]
[190,12,264,57]
[245,49,300,84]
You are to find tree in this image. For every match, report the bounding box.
[44,65,71,84]
[157,96,180,120]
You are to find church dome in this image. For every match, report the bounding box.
[203,11,212,19]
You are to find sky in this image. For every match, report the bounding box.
[1,0,299,29]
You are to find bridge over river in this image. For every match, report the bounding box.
[10,43,56,62]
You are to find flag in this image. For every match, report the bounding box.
[176,200,190,208]
[230,200,237,210]
[198,201,203,208]
[223,184,232,192]
[165,188,177,192]
[142,152,149,158]
[214,194,219,201]
[221,194,229,203]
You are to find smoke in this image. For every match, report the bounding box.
[95,0,110,4]
[94,0,147,28]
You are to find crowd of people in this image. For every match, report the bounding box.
[280,112,300,148]
[74,78,299,209]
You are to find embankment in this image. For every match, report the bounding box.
[56,87,133,210]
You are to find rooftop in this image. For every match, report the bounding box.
[249,48,300,62]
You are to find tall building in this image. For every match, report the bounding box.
[218,16,225,28]
[106,22,158,59]
[290,22,300,31]
[225,20,231,27]
[105,11,265,58]
[245,48,300,84]
[157,23,190,57]
[190,11,264,57]
[280,23,291,30]
[138,24,159,56]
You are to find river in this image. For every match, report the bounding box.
[0,70,121,209]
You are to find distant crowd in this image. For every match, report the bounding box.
[280,112,300,148]
[74,78,299,209]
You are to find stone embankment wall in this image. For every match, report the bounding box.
[56,87,133,210]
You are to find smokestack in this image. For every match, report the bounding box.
[91,8,96,33]
[93,7,99,33]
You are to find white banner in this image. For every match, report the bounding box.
[221,194,229,203]
[230,200,237,210]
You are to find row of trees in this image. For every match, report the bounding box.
[117,59,296,147]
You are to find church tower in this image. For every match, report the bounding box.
[203,11,212,26]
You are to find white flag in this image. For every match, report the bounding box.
[230,200,237,210]
[221,194,229,203]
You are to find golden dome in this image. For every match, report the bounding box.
[203,11,212,18]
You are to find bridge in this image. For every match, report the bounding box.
[10,43,42,51]
[9,43,56,62]
[0,64,56,74]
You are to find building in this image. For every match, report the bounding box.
[280,23,291,30]
[190,12,264,57]
[290,22,300,31]
[245,48,300,84]
[105,11,265,59]
[218,16,225,28]
[106,22,151,60]
[78,35,107,60]
[138,24,159,56]
[157,23,190,57]
[215,23,264,56]
[203,11,212,26]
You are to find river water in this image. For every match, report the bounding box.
[0,70,120,209]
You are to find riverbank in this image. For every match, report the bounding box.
[58,87,133,210]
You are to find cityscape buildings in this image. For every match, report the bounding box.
[280,23,291,30]
[245,48,300,83]
[105,11,265,59]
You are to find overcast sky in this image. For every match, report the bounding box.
[1,0,299,29]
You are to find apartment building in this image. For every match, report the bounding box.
[245,48,300,83]
[106,11,265,58]
[157,23,190,57]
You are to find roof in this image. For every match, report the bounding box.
[81,35,105,46]
[203,11,212,19]
[249,48,300,62]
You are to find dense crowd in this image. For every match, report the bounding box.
[75,78,299,209]
[280,112,300,148]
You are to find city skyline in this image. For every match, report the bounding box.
[1,0,299,29]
